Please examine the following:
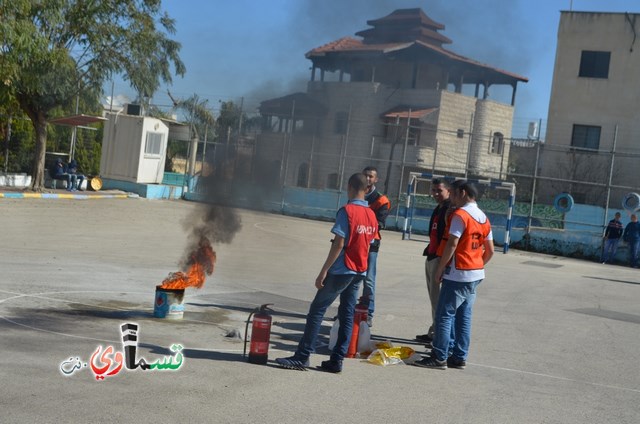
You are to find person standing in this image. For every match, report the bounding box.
[276,173,378,373]
[623,214,640,268]
[601,212,624,264]
[416,179,450,345]
[413,180,494,370]
[361,166,390,327]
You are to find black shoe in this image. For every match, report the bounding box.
[276,355,309,371]
[415,333,433,343]
[412,355,446,370]
[447,356,466,369]
[319,359,343,373]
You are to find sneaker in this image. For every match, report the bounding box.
[412,356,446,370]
[319,359,343,373]
[415,333,433,343]
[275,355,309,371]
[366,316,373,327]
[447,356,466,369]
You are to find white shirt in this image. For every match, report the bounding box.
[444,202,493,282]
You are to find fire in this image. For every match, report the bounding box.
[160,237,217,290]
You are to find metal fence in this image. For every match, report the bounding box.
[182,113,640,260]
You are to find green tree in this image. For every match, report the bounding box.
[0,0,185,190]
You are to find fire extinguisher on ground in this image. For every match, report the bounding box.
[347,296,369,358]
[244,304,273,365]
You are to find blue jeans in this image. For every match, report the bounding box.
[296,274,363,361]
[362,250,378,318]
[432,278,482,361]
[601,238,620,263]
[630,239,640,267]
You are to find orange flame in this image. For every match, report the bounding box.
[160,237,217,290]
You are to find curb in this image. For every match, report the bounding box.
[0,192,131,200]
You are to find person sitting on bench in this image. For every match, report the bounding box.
[67,159,85,191]
[51,158,76,191]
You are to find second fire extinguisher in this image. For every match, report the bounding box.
[243,304,273,365]
[347,296,369,358]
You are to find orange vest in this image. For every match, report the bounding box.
[343,204,378,272]
[368,192,390,240]
[451,209,491,270]
[435,214,452,257]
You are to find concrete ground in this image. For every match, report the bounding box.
[0,197,638,424]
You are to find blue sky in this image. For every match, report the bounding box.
[110,0,640,136]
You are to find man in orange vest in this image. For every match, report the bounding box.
[276,173,378,373]
[416,179,451,345]
[413,180,494,370]
[361,166,390,327]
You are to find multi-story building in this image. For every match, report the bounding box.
[541,11,640,206]
[256,8,527,197]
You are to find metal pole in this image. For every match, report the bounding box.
[465,113,474,178]
[201,122,209,168]
[603,125,618,231]
[282,100,295,188]
[527,140,542,233]
[280,101,296,212]
[337,104,352,196]
[308,134,315,188]
[238,96,244,135]
[432,138,438,173]
[4,115,11,174]
[397,108,412,200]
[69,94,80,161]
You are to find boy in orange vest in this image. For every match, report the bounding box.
[413,180,494,370]
[276,173,378,373]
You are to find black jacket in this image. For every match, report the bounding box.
[423,199,451,259]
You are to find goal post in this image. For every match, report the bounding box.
[401,172,516,254]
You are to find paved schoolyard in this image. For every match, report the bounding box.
[0,197,638,423]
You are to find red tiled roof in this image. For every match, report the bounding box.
[306,37,410,56]
[306,38,528,83]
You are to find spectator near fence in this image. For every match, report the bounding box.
[601,212,624,264]
[623,214,640,268]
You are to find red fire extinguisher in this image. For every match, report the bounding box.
[243,304,273,365]
[347,296,369,358]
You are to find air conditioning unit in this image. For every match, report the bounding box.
[126,103,142,116]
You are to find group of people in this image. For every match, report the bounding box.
[51,158,85,191]
[601,212,640,268]
[276,168,493,373]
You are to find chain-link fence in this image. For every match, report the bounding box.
[184,111,640,261]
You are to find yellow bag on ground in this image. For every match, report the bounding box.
[366,345,416,366]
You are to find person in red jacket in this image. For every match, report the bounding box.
[276,173,378,373]
[413,180,494,370]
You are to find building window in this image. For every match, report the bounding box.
[490,132,504,154]
[297,163,309,187]
[327,173,339,189]
[571,124,601,150]
[579,51,610,79]
[334,112,348,135]
[144,132,164,156]
[457,129,465,138]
